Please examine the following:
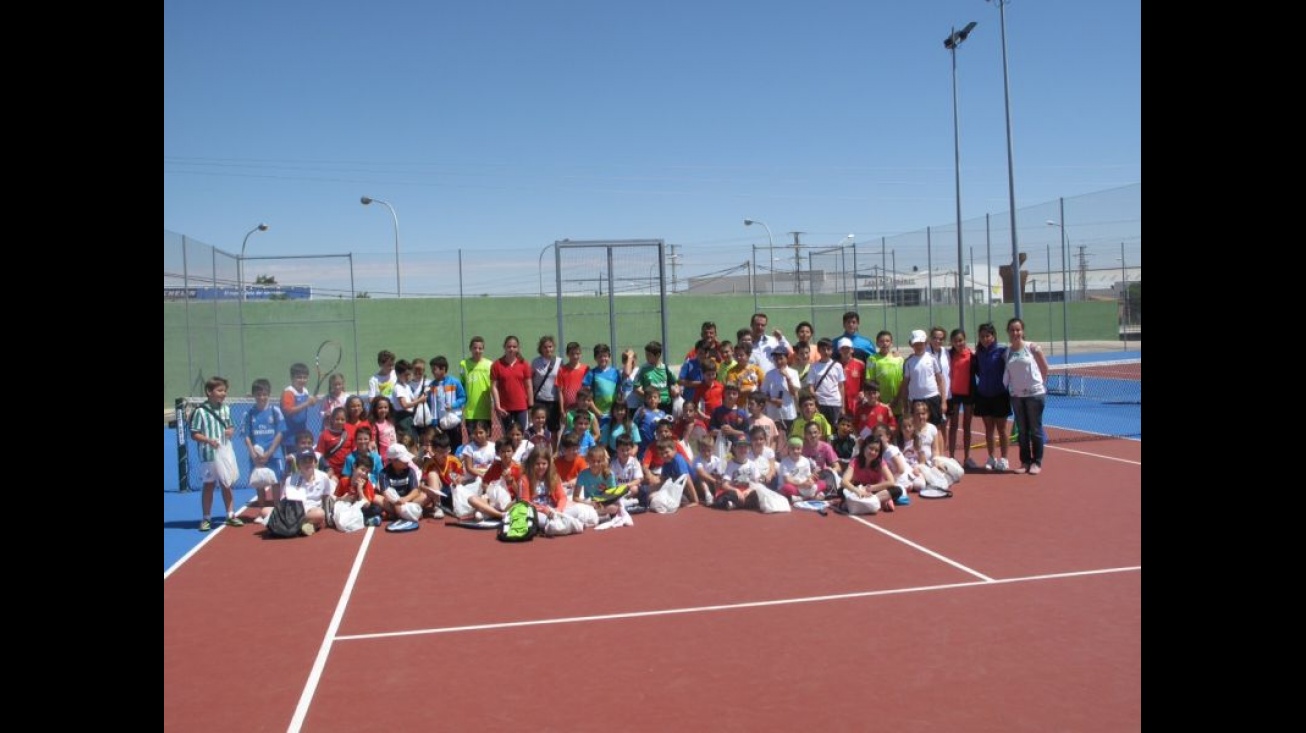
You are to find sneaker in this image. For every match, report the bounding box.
[894,493,911,507]
[253,514,269,525]
[626,505,648,515]
[386,519,420,532]
[1028,462,1042,475]
[996,458,1010,472]
[300,523,316,536]
[198,518,212,532]
[984,457,997,471]
[964,457,980,470]
[429,507,445,520]
[365,515,381,527]
[225,516,245,528]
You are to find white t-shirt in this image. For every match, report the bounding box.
[916,422,939,464]
[779,454,815,484]
[1003,343,1047,397]
[761,366,801,421]
[531,356,562,401]
[459,441,496,472]
[904,352,943,401]
[611,455,644,484]
[805,360,845,407]
[283,469,332,510]
[930,345,951,398]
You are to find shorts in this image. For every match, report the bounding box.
[973,393,1012,418]
[200,461,219,484]
[946,392,973,416]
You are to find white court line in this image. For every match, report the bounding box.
[845,514,994,581]
[163,496,260,581]
[335,565,1139,642]
[286,526,377,733]
[1047,444,1141,466]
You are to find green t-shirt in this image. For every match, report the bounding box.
[459,357,493,420]
[867,352,905,414]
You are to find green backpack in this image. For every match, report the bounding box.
[497,500,539,542]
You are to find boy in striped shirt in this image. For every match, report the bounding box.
[190,376,242,532]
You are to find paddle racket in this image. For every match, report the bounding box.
[313,339,344,395]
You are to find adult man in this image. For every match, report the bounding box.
[746,312,791,374]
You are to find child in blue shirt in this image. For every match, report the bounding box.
[633,389,668,459]
[243,379,285,512]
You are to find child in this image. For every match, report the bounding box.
[280,363,318,458]
[853,380,898,440]
[801,420,843,497]
[791,341,812,384]
[714,339,736,384]
[343,394,367,432]
[610,435,654,512]
[600,400,641,453]
[724,342,765,408]
[564,387,604,442]
[581,343,621,415]
[697,355,725,417]
[746,425,779,491]
[653,437,699,507]
[531,335,564,434]
[280,448,334,534]
[715,437,762,511]
[867,331,905,421]
[899,330,947,427]
[555,341,589,420]
[368,395,397,459]
[830,415,859,474]
[379,443,432,530]
[946,328,978,468]
[191,376,242,532]
[456,438,518,521]
[334,455,384,527]
[563,411,598,453]
[745,391,780,453]
[677,339,713,407]
[805,337,845,427]
[457,422,496,480]
[634,340,679,413]
[618,348,641,409]
[971,322,1012,472]
[778,436,823,501]
[243,378,285,513]
[426,355,467,453]
[789,394,832,441]
[315,407,352,479]
[709,383,751,450]
[367,349,398,399]
[640,418,692,479]
[283,429,318,479]
[458,336,494,437]
[672,398,708,443]
[390,359,423,442]
[318,372,350,423]
[835,338,864,415]
[839,438,901,515]
[342,424,383,486]
[634,389,669,459]
[553,434,590,501]
[690,428,726,504]
[576,444,634,530]
[525,405,554,452]
[760,346,801,435]
[422,432,465,513]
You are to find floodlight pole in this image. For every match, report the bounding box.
[361,196,401,298]
[988,0,1021,318]
[239,223,269,303]
[745,219,775,295]
[945,21,976,333]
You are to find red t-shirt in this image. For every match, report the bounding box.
[491,357,533,412]
[334,475,377,503]
[699,381,725,417]
[854,401,897,435]
[842,358,865,412]
[316,428,351,476]
[555,362,589,406]
[949,347,974,397]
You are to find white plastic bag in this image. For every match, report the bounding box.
[933,456,964,485]
[451,479,482,518]
[543,511,584,536]
[565,502,601,528]
[397,502,424,522]
[753,484,792,514]
[413,401,433,428]
[649,475,688,514]
[333,500,366,532]
[249,466,278,489]
[842,488,882,515]
[213,443,239,488]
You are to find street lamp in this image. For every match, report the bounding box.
[239,223,269,302]
[945,21,976,333]
[987,0,1022,318]
[361,196,401,298]
[744,219,776,294]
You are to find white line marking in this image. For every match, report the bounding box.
[163,496,259,580]
[334,565,1139,642]
[286,526,377,733]
[845,514,994,581]
[1047,444,1141,465]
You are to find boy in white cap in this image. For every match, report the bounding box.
[898,329,947,427]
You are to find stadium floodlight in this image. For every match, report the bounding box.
[745,219,776,293]
[945,21,976,332]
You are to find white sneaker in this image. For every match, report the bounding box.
[429,507,445,519]
[996,458,1010,472]
[300,523,316,537]
[253,514,269,525]
[984,457,998,471]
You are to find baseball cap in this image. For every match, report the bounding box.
[836,337,854,350]
[771,346,790,356]
[787,436,804,448]
[909,329,928,345]
[386,444,415,464]
[294,449,317,464]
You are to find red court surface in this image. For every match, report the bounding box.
[165,435,1141,732]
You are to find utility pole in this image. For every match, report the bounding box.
[1076,245,1090,301]
[789,231,805,294]
[670,243,680,294]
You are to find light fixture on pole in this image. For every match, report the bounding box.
[744,219,776,294]
[361,196,401,298]
[239,223,269,302]
[987,0,1021,318]
[945,20,976,333]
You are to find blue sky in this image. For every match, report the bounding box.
[164,0,1140,297]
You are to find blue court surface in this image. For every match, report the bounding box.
[163,348,1140,573]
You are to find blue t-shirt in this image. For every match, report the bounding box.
[635,407,668,457]
[244,404,285,452]
[659,454,693,483]
[342,449,383,485]
[576,469,617,501]
[582,366,622,414]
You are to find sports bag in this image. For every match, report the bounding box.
[497,500,539,542]
[266,499,307,538]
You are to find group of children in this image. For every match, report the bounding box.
[188,312,1049,535]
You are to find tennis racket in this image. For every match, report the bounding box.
[793,499,830,515]
[313,340,344,396]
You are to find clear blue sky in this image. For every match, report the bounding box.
[164,0,1140,297]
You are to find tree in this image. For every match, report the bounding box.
[255,275,278,285]
[356,291,371,299]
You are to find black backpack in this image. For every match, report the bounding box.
[497,500,539,542]
[266,499,307,538]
